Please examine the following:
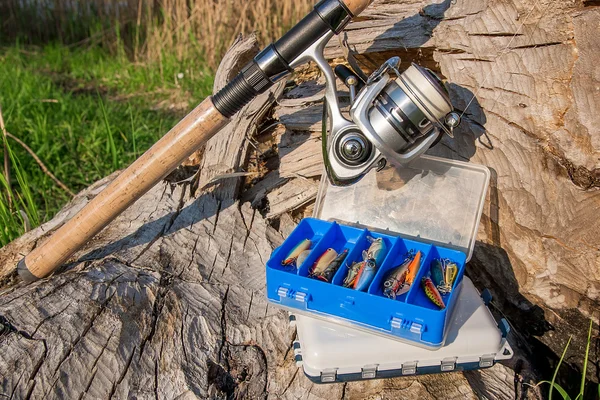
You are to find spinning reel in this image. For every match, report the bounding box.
[291,33,461,186]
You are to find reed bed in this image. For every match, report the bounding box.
[1,0,313,68]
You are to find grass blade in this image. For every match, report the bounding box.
[129,105,137,158]
[97,91,120,170]
[547,335,572,400]
[580,319,593,398]
[538,381,572,400]
[5,136,39,227]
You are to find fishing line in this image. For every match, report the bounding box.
[459,0,542,120]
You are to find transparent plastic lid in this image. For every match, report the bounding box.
[314,155,490,261]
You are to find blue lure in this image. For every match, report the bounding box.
[354,259,377,292]
[362,237,387,267]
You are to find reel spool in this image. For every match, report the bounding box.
[324,57,461,186]
[350,58,460,169]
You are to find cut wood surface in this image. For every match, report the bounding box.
[1,0,599,398]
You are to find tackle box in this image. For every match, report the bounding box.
[291,277,513,383]
[266,155,490,348]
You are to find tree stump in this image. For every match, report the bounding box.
[1,1,599,399]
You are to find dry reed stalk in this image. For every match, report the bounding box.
[4,131,75,197]
[2,0,313,69]
[0,104,12,207]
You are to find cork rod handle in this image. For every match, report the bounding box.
[340,0,374,16]
[18,97,229,281]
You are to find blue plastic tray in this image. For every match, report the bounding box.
[266,218,467,348]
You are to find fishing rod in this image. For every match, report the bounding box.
[18,0,461,282]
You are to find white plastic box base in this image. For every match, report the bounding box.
[292,277,513,383]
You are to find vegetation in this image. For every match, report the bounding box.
[0,45,213,246]
[1,0,312,69]
[536,319,598,400]
[0,0,311,247]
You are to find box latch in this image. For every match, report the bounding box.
[402,361,417,375]
[321,369,337,383]
[277,287,308,307]
[361,365,378,379]
[391,317,424,338]
[441,357,457,372]
[479,354,495,368]
[277,287,289,298]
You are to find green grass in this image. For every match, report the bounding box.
[537,319,597,400]
[0,43,214,247]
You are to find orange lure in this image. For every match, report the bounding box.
[405,250,422,285]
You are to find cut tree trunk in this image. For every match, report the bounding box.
[1,1,599,399]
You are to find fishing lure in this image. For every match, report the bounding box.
[296,250,311,269]
[405,250,422,285]
[309,248,337,277]
[343,261,363,288]
[383,256,412,299]
[315,249,348,283]
[430,258,459,294]
[282,239,311,266]
[422,277,446,309]
[430,258,445,291]
[363,237,387,266]
[444,261,458,292]
[354,259,377,291]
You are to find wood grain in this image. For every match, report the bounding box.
[21,97,229,280]
[1,0,599,397]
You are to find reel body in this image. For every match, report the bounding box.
[289,32,460,186]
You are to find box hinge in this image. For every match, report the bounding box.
[294,354,303,367]
[391,317,423,337]
[402,361,417,375]
[479,354,495,368]
[441,357,457,372]
[321,369,337,383]
[361,365,378,379]
[293,340,301,355]
[288,314,297,327]
[499,318,510,338]
[481,289,492,306]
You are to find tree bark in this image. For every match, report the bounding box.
[1,1,599,399]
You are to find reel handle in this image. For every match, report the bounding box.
[334,65,365,92]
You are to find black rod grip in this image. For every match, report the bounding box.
[213,0,353,118]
